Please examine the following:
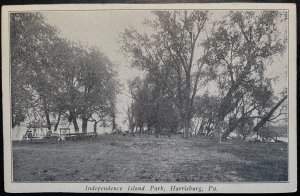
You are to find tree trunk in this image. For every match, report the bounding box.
[183,74,192,138]
[45,110,51,130]
[82,117,88,133]
[242,135,246,141]
[73,118,79,132]
[130,124,135,133]
[40,93,51,130]
[221,116,241,141]
[206,126,211,136]
[93,121,98,133]
[183,119,190,138]
[252,95,287,133]
[54,112,61,132]
[112,111,116,132]
[217,67,251,122]
[139,126,143,135]
[134,126,138,133]
[221,126,234,141]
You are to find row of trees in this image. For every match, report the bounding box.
[120,10,288,139]
[11,13,119,133]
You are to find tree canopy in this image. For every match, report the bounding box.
[10,12,119,133]
[120,10,288,140]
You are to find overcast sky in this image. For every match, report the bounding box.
[43,10,288,130]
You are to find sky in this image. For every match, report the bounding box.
[43,10,288,131]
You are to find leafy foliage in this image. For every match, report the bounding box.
[120,10,288,139]
[10,13,119,132]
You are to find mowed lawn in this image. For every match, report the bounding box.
[13,135,288,182]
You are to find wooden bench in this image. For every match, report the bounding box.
[63,132,98,140]
[155,131,171,138]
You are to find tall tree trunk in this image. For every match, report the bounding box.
[221,125,235,141]
[221,116,243,141]
[134,126,138,133]
[217,66,251,122]
[82,116,88,133]
[40,93,51,130]
[206,125,211,136]
[183,117,190,138]
[252,95,287,133]
[69,110,79,132]
[54,112,61,132]
[183,74,191,138]
[45,110,51,130]
[112,112,116,132]
[242,135,247,141]
[73,118,79,132]
[94,121,98,133]
[130,124,134,133]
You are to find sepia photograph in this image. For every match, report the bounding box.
[2,3,297,193]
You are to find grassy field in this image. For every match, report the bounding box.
[12,134,288,182]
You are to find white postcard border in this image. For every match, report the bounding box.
[2,3,297,193]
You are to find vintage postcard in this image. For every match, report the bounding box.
[2,3,297,193]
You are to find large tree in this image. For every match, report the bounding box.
[50,43,119,133]
[121,11,211,137]
[204,11,287,140]
[10,12,60,128]
[11,13,119,133]
[78,47,119,133]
